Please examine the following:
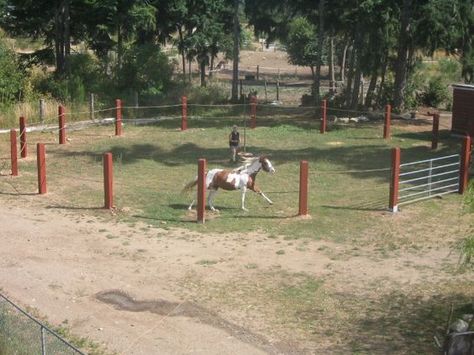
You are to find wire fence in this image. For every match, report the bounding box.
[1,97,453,138]
[0,293,85,355]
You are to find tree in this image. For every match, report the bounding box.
[284,17,318,80]
[0,35,25,103]
[231,0,240,101]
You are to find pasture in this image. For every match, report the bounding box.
[0,109,473,354]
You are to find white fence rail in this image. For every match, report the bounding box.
[398,154,460,206]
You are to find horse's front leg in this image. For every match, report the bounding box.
[260,191,273,205]
[241,186,248,211]
[253,186,273,205]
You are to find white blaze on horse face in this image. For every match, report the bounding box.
[265,158,275,174]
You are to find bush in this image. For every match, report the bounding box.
[185,82,229,104]
[119,44,173,99]
[0,36,26,103]
[421,76,450,107]
[33,53,108,103]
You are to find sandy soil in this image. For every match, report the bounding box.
[0,185,472,355]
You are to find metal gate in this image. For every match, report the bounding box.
[398,154,461,206]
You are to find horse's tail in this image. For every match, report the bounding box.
[182,177,198,193]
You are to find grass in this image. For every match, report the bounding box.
[0,108,466,244]
[0,298,106,355]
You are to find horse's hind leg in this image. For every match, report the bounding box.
[208,189,219,212]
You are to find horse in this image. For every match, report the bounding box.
[183,155,275,212]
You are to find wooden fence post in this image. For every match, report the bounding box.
[250,95,257,129]
[197,158,206,223]
[39,99,45,123]
[10,129,18,176]
[384,104,391,139]
[58,105,66,144]
[298,160,309,216]
[389,147,401,212]
[89,93,95,120]
[181,96,188,131]
[37,143,47,194]
[115,99,122,136]
[276,80,280,101]
[431,113,440,150]
[19,116,27,158]
[103,152,114,209]
[320,99,327,134]
[256,65,260,81]
[459,135,472,194]
[264,80,268,102]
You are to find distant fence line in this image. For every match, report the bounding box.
[0,292,85,354]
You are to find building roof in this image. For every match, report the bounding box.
[452,83,474,91]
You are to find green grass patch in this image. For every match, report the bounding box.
[0,112,465,242]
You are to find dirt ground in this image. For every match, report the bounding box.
[0,180,473,354]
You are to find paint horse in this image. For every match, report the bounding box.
[184,155,275,212]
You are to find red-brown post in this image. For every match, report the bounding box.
[384,104,391,139]
[58,105,66,144]
[298,160,309,216]
[459,135,472,194]
[37,143,47,194]
[250,95,257,129]
[10,129,18,176]
[19,116,27,158]
[431,113,440,150]
[181,96,188,131]
[197,158,206,223]
[115,99,122,136]
[103,152,114,209]
[320,99,327,134]
[389,147,401,212]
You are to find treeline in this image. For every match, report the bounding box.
[246,0,474,111]
[0,0,473,111]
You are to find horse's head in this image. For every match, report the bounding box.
[259,156,275,174]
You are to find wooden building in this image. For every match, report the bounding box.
[452,84,474,137]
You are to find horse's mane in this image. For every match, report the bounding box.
[232,156,260,173]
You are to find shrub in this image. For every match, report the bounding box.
[421,76,450,107]
[119,44,173,99]
[0,36,26,103]
[33,53,111,103]
[185,82,229,104]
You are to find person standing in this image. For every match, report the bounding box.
[229,125,240,162]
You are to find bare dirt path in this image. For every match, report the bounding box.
[0,194,472,354]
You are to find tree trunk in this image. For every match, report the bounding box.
[393,0,413,112]
[188,59,192,83]
[200,58,206,87]
[341,42,349,82]
[345,45,355,106]
[117,23,123,71]
[231,0,240,102]
[313,0,325,104]
[351,59,362,109]
[365,68,378,107]
[178,26,186,82]
[376,53,389,106]
[209,55,215,78]
[54,7,63,75]
[310,66,315,81]
[329,36,335,93]
[63,0,71,74]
